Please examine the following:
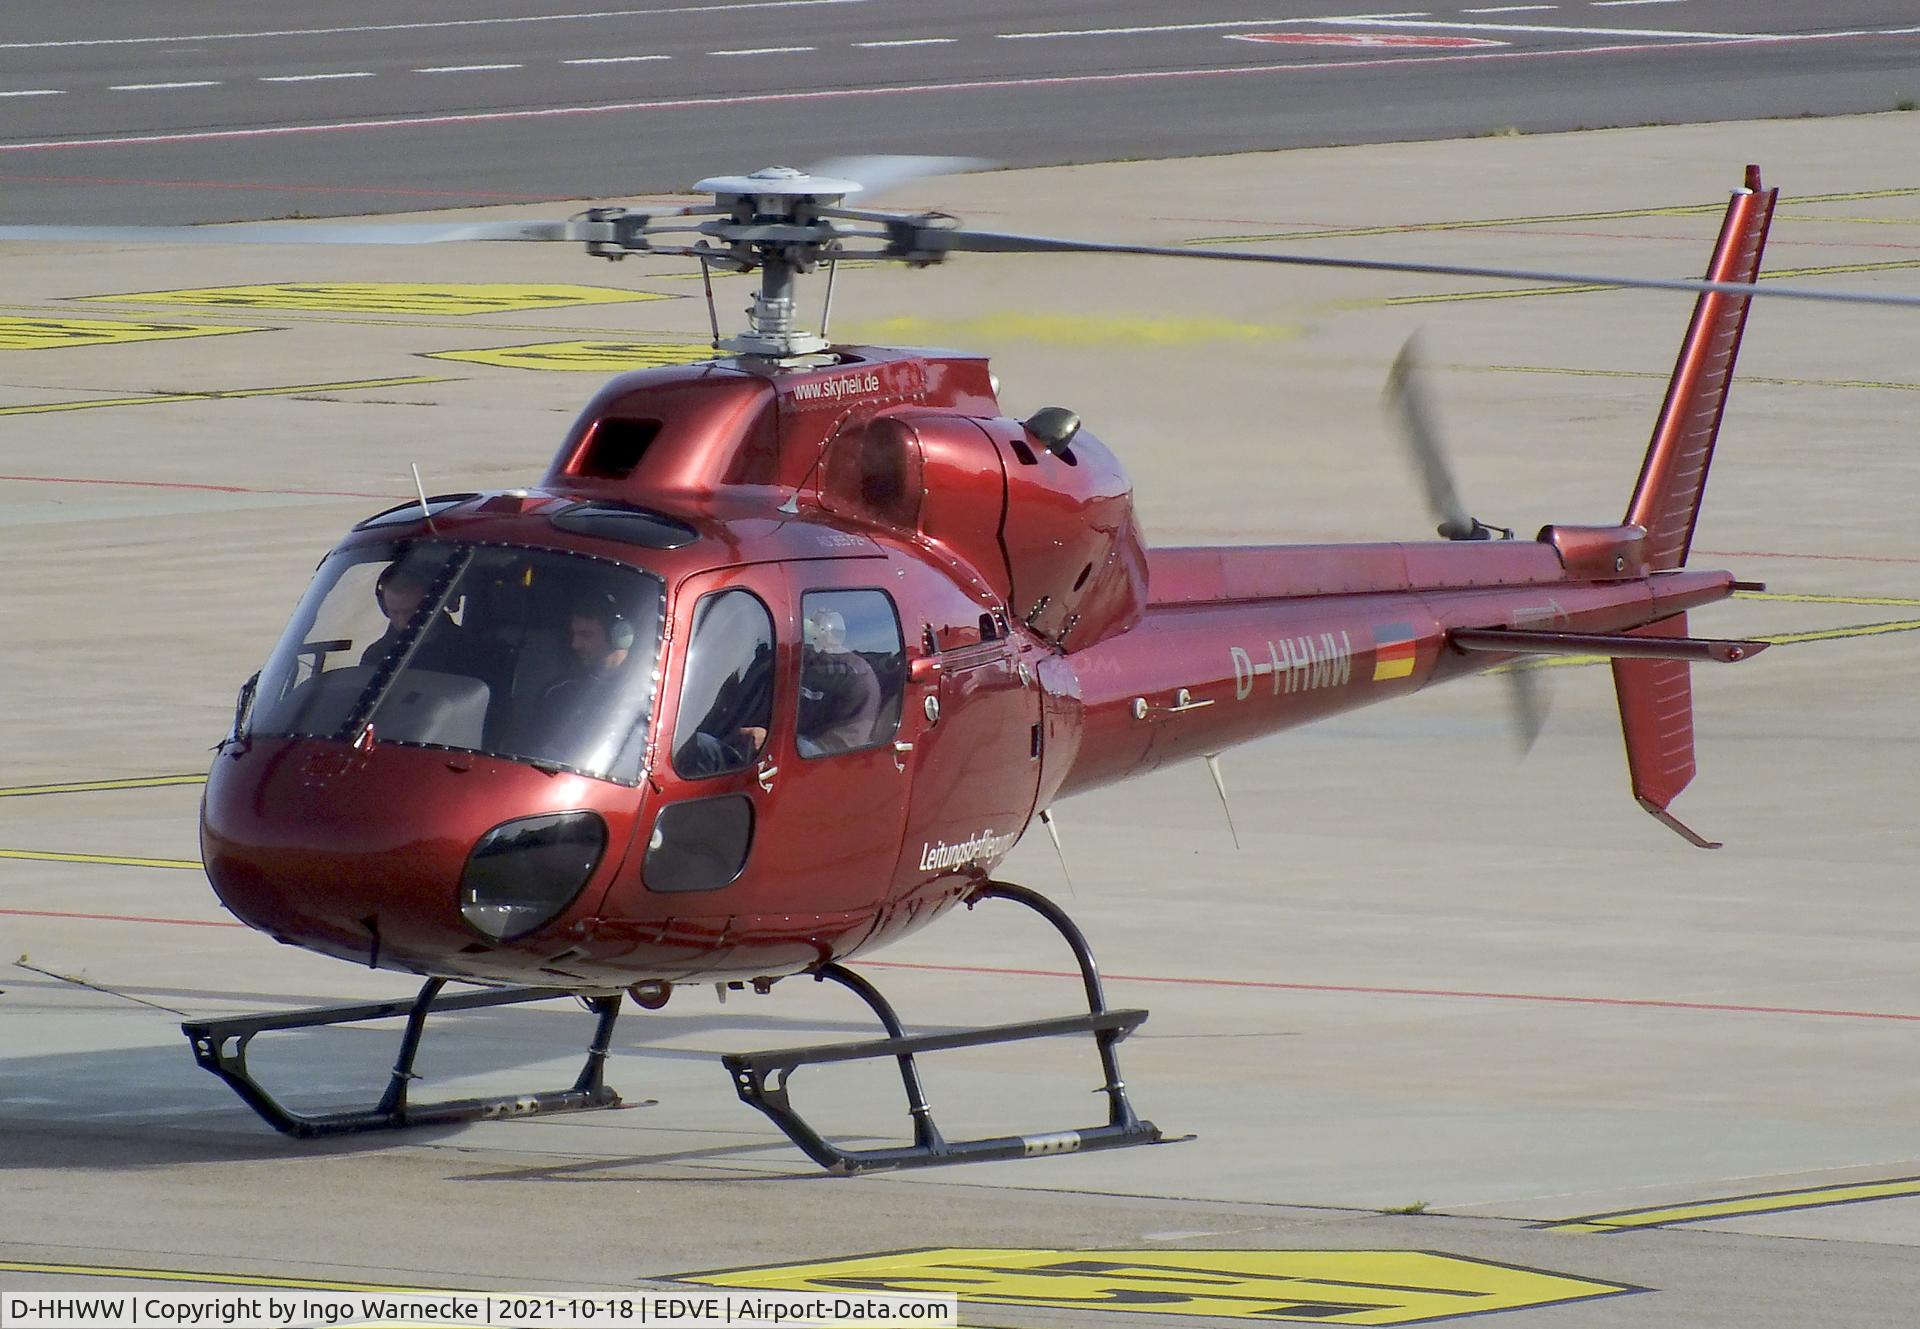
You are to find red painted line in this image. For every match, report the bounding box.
[0,473,391,499]
[0,32,1907,156]
[0,907,242,929]
[16,909,1915,1024]
[860,959,1920,1023]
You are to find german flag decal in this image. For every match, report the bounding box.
[1372,623,1418,681]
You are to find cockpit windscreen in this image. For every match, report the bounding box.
[247,543,665,782]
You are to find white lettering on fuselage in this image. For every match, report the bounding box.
[788,370,883,404]
[918,827,1019,873]
[1230,630,1354,700]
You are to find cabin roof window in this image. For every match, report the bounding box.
[549,501,698,550]
[353,494,477,531]
[573,416,661,480]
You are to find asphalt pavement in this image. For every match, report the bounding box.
[1,0,1917,221]
[3,112,1920,1325]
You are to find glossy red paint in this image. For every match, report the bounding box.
[203,173,1783,989]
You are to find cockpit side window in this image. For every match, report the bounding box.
[671,589,775,780]
[797,590,905,758]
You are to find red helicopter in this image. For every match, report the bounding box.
[12,159,1910,1173]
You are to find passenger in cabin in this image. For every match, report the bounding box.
[798,606,882,756]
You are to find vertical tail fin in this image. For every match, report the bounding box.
[1615,167,1777,847]
[1625,165,1778,570]
[1614,613,1719,848]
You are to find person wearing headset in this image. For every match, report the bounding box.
[545,594,638,715]
[361,559,467,673]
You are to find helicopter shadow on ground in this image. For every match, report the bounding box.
[0,990,965,1174]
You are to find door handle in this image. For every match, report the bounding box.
[892,740,914,772]
[756,760,778,792]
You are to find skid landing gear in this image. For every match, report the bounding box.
[180,979,623,1138]
[723,881,1165,1174]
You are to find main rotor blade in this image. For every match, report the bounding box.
[807,155,993,199]
[1384,335,1475,541]
[0,219,611,245]
[923,227,1920,312]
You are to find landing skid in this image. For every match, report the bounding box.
[724,881,1166,1173]
[180,980,623,1138]
[180,883,1166,1171]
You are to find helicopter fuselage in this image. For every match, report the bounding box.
[200,345,1734,990]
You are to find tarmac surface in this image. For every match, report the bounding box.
[4,113,1920,1325]
[3,0,1920,221]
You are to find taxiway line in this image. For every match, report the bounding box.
[1542,1176,1920,1232]
[1380,257,1920,305]
[12,901,1920,1024]
[1,907,239,928]
[0,773,206,798]
[1185,186,1920,245]
[1464,363,1920,393]
[0,474,395,498]
[0,1259,469,1296]
[4,30,1912,156]
[0,373,453,417]
[0,849,202,869]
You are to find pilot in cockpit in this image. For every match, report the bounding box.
[361,559,466,674]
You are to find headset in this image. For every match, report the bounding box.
[375,561,428,616]
[575,592,635,651]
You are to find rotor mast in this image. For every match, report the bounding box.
[694,166,864,360]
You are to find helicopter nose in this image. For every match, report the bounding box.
[201,741,632,972]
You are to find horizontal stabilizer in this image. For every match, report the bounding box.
[1451,627,1768,664]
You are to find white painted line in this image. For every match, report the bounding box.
[0,0,870,49]
[1593,0,1687,5]
[1464,5,1557,11]
[998,20,1310,39]
[110,81,222,90]
[1304,16,1768,37]
[709,45,815,54]
[260,72,377,82]
[563,55,671,63]
[414,64,523,72]
[0,30,1883,156]
[854,38,957,48]
[0,89,65,97]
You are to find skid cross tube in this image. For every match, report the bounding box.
[723,880,1163,1173]
[181,980,624,1138]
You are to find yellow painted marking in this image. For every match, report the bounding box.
[687,1248,1639,1325]
[425,339,716,372]
[0,849,200,870]
[0,773,206,798]
[1381,259,1920,307]
[1185,186,1920,245]
[0,374,452,417]
[1492,616,1920,673]
[0,1260,466,1296]
[1461,363,1920,393]
[1373,657,1416,682]
[1543,1176,1920,1233]
[841,313,1302,347]
[0,317,264,351]
[1734,591,1920,607]
[1762,616,1920,645]
[1779,214,1920,227]
[78,283,666,316]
